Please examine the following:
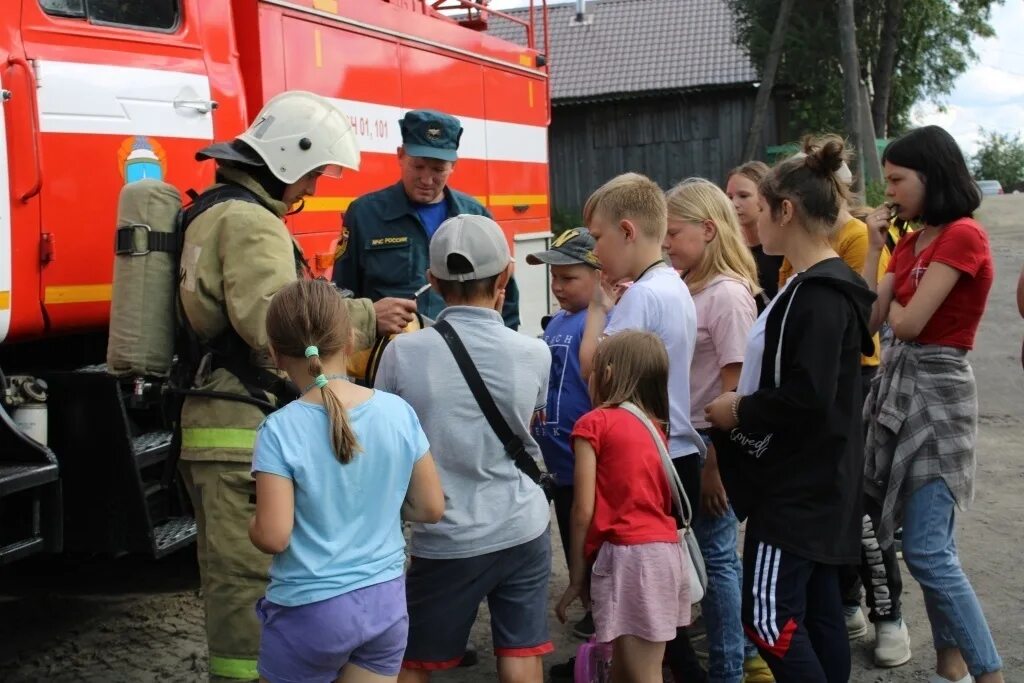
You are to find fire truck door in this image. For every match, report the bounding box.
[0,71,13,342]
[19,0,215,333]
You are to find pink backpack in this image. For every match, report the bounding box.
[574,637,613,682]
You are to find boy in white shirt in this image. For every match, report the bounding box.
[579,172,705,681]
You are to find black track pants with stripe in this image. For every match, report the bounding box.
[741,535,850,683]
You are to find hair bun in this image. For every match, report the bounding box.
[799,134,848,178]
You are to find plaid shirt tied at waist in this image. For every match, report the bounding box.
[863,342,978,548]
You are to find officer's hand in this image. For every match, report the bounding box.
[374,297,417,335]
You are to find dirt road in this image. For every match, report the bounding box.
[1,196,1022,682]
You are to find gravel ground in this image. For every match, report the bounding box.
[1,196,1022,682]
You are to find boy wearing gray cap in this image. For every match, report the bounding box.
[375,214,553,682]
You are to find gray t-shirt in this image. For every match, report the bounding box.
[375,305,552,560]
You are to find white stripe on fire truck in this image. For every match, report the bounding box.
[36,61,215,140]
[31,61,548,165]
[329,98,548,165]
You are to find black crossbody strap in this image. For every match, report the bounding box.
[434,320,544,485]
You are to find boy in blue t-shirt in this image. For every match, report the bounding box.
[527,227,600,640]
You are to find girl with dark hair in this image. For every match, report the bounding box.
[706,135,875,682]
[862,125,1002,683]
[249,279,444,683]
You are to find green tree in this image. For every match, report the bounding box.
[729,0,1000,139]
[972,128,1024,190]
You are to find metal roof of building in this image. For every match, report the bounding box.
[487,0,758,103]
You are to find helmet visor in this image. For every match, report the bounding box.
[314,164,344,179]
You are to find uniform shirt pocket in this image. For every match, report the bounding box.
[365,236,413,288]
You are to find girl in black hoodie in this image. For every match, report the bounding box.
[705,136,875,683]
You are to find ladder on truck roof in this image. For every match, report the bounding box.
[427,0,550,56]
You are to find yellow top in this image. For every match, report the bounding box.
[778,218,890,367]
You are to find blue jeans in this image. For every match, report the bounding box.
[902,479,1002,675]
[693,505,745,683]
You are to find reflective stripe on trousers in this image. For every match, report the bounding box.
[209,656,259,680]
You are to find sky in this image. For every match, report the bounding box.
[487,0,1024,157]
[911,1,1024,156]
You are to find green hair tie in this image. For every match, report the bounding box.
[314,374,329,389]
[304,346,319,358]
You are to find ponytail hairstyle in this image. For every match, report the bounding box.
[266,279,362,464]
[760,134,851,236]
[590,330,670,433]
[665,178,763,297]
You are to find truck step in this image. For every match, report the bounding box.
[132,430,173,470]
[152,516,196,558]
[0,536,46,565]
[0,462,59,497]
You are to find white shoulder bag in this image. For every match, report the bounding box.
[619,402,708,604]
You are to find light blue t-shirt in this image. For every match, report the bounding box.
[251,390,429,607]
[605,265,700,457]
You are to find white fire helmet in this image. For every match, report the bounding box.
[238,90,360,183]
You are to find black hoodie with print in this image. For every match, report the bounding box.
[712,257,876,565]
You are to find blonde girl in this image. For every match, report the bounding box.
[556,331,689,683]
[664,178,763,683]
[249,279,444,683]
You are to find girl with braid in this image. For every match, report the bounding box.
[249,278,444,683]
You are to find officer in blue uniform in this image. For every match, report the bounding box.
[333,109,520,328]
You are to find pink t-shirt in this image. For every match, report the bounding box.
[689,276,757,428]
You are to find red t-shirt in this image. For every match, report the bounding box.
[572,407,678,562]
[887,218,993,350]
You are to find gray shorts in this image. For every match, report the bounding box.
[402,528,553,670]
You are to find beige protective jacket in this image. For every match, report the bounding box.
[179,167,375,463]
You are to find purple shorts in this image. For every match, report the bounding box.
[256,576,408,682]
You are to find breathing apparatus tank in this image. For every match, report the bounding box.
[106,179,183,378]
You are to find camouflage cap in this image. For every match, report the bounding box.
[526,228,601,269]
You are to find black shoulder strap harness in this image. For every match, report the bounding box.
[172,183,302,415]
[433,319,553,500]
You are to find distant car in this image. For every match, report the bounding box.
[977,179,1004,196]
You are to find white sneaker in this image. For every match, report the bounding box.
[874,619,912,667]
[844,605,868,639]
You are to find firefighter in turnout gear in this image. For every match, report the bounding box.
[177,91,396,681]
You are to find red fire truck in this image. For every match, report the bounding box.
[0,0,550,563]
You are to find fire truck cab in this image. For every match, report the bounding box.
[0,0,550,563]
